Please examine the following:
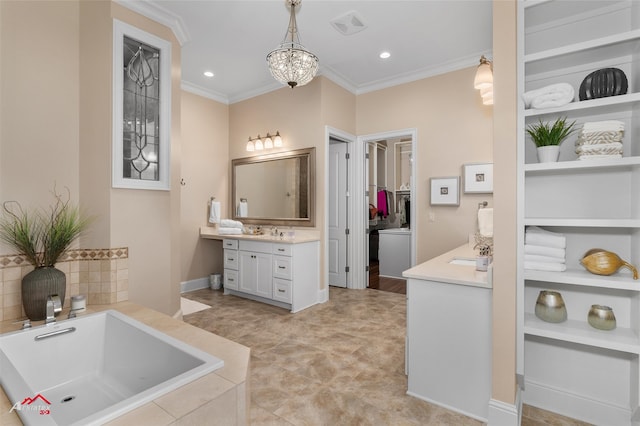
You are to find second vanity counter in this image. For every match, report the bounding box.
[403,243,492,423]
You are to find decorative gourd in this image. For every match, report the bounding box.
[580,249,638,280]
[579,68,628,101]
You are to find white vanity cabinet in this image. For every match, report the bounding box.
[517,2,640,424]
[221,238,319,313]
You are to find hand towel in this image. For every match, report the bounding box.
[525,226,566,249]
[478,208,493,237]
[524,244,566,259]
[237,200,248,218]
[522,83,574,109]
[524,261,567,272]
[524,254,565,264]
[218,227,242,235]
[208,200,221,224]
[220,219,244,229]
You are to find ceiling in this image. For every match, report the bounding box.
[118,0,493,104]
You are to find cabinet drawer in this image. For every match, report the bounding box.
[224,249,238,270]
[272,244,292,256]
[239,240,272,254]
[273,256,292,280]
[273,278,292,303]
[224,269,238,290]
[222,239,238,250]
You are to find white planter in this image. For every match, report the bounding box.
[537,145,560,163]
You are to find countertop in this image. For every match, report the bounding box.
[402,242,492,289]
[0,302,250,425]
[200,226,320,244]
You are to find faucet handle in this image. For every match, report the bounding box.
[49,294,62,314]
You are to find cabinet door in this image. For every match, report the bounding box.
[238,251,258,294]
[255,253,273,299]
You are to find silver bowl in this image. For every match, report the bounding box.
[588,305,616,331]
[535,290,567,323]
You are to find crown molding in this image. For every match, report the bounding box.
[114,0,190,45]
[181,82,229,105]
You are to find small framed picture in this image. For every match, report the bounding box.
[463,163,493,193]
[430,176,460,206]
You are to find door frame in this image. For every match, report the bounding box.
[324,126,357,292]
[356,128,418,289]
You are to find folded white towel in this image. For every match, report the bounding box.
[220,219,244,229]
[524,261,567,272]
[522,83,574,109]
[530,91,575,109]
[208,200,221,224]
[478,208,493,238]
[524,254,565,264]
[581,120,624,132]
[218,227,243,235]
[524,244,566,259]
[525,226,566,249]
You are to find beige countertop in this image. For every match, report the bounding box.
[200,226,320,244]
[403,242,492,289]
[0,302,250,425]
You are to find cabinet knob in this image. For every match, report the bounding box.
[278,289,285,293]
[278,248,285,252]
[279,266,286,269]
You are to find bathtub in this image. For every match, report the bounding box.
[0,310,224,426]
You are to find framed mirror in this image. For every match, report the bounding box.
[232,147,315,227]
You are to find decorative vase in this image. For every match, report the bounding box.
[535,290,567,323]
[587,305,616,331]
[21,267,66,320]
[537,145,560,163]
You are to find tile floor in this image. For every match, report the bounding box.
[183,287,590,426]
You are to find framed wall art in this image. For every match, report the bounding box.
[430,176,460,206]
[463,163,493,194]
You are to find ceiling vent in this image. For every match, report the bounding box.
[330,10,368,36]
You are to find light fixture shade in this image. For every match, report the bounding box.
[264,134,273,149]
[274,131,283,147]
[480,86,493,96]
[482,91,494,105]
[267,0,319,88]
[474,55,493,90]
[254,137,264,150]
[246,138,255,152]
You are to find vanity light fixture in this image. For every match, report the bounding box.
[266,0,319,89]
[245,131,284,151]
[474,55,493,105]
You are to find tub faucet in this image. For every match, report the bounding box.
[45,294,62,324]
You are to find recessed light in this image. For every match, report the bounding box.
[379,51,391,59]
[204,71,214,77]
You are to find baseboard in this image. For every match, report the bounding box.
[180,277,210,293]
[488,397,519,426]
[406,391,487,423]
[524,379,632,426]
[318,287,329,303]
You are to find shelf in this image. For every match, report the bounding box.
[525,268,640,292]
[524,313,640,354]
[524,156,640,173]
[523,92,640,118]
[524,218,640,228]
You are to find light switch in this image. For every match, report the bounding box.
[429,212,435,222]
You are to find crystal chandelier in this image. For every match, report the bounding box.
[267,0,319,89]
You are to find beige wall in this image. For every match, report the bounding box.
[492,0,518,407]
[356,67,494,263]
[181,91,229,282]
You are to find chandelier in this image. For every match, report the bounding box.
[267,0,319,89]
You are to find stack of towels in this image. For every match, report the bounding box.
[218,219,244,235]
[575,120,624,160]
[524,226,566,272]
[522,83,574,110]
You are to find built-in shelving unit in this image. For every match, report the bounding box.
[517,1,640,425]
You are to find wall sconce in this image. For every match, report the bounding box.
[245,131,283,151]
[474,55,493,106]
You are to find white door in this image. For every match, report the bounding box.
[328,140,349,287]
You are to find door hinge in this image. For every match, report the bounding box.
[345,228,350,235]
[365,153,370,159]
[345,266,350,273]
[365,190,369,197]
[365,265,369,272]
[366,228,370,234]
[345,152,350,160]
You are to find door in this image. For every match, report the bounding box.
[239,251,272,297]
[328,140,349,287]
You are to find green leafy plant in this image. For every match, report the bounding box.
[0,187,91,267]
[526,117,577,147]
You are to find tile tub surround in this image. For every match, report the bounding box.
[0,301,250,426]
[0,248,129,321]
[183,286,591,426]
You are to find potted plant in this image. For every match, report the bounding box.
[0,188,91,320]
[526,117,577,163]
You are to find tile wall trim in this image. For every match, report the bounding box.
[0,247,129,269]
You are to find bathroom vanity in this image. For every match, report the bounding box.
[201,228,320,313]
[403,242,492,422]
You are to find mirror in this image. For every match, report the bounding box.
[232,147,315,227]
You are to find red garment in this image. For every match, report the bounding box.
[377,190,388,218]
